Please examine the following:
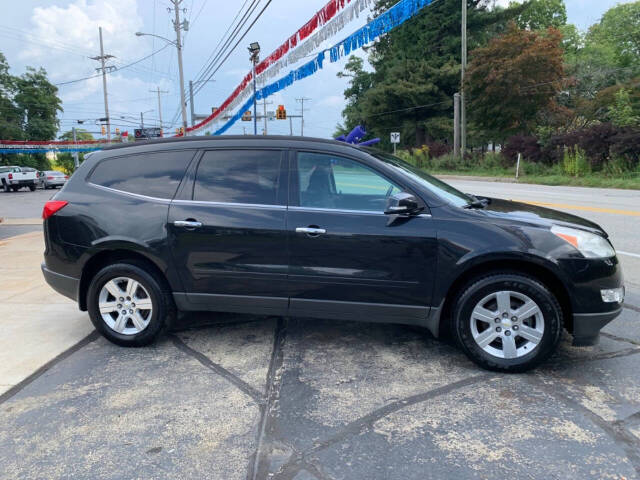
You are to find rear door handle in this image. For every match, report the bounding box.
[296,227,326,235]
[174,220,202,228]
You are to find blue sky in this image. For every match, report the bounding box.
[0,0,632,140]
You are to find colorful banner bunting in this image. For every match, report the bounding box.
[212,0,434,136]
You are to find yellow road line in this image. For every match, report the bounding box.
[515,200,640,217]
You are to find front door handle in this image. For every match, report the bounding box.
[296,227,326,235]
[174,220,202,229]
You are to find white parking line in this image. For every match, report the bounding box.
[618,251,640,259]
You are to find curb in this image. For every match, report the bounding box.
[0,218,42,225]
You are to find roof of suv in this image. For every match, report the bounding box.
[102,135,362,152]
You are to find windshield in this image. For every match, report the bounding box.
[365,149,473,207]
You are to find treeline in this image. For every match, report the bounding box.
[0,52,62,169]
[336,0,640,171]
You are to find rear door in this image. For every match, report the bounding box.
[168,148,289,315]
[287,150,438,324]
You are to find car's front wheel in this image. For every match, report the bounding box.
[453,272,562,372]
[87,262,175,346]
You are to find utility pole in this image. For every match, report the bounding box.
[460,0,467,157]
[151,87,169,133]
[296,97,311,136]
[189,80,195,127]
[262,99,273,135]
[72,127,79,169]
[91,27,115,141]
[140,111,145,129]
[169,0,189,133]
[453,93,460,157]
[289,115,293,136]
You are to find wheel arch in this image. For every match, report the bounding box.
[78,248,172,311]
[438,257,574,338]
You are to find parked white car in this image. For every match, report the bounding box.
[0,166,38,192]
[38,170,69,189]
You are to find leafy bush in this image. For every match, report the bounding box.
[502,135,544,165]
[562,147,590,176]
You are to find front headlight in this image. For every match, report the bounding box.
[551,225,615,258]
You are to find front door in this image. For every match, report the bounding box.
[287,151,438,324]
[168,148,289,315]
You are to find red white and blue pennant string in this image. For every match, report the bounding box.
[211,0,434,136]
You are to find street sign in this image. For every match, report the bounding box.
[267,111,275,121]
[134,128,162,139]
[390,132,400,144]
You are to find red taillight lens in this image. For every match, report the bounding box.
[47,176,54,180]
[64,175,69,179]
[42,201,68,220]
[8,173,12,179]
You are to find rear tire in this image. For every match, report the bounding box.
[28,185,36,191]
[87,261,175,347]
[2,181,8,192]
[452,272,562,373]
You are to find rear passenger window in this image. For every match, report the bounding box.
[194,150,282,205]
[89,151,193,199]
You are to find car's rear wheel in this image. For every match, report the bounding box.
[2,181,9,192]
[453,272,562,372]
[28,185,36,191]
[87,262,175,346]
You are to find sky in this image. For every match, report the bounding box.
[0,0,633,140]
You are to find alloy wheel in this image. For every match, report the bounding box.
[98,276,153,335]
[470,290,545,359]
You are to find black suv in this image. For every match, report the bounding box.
[41,136,624,372]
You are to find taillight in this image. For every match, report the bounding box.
[64,175,69,179]
[8,173,12,179]
[47,176,54,180]
[42,201,68,220]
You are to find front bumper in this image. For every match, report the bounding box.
[572,307,623,346]
[41,263,79,302]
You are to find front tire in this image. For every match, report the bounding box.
[453,272,562,373]
[87,262,175,346]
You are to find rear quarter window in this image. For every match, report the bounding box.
[89,150,194,199]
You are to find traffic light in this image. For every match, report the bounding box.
[101,125,106,135]
[276,105,286,120]
[241,111,252,122]
[176,128,181,135]
[179,127,185,135]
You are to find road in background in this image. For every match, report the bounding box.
[447,179,640,291]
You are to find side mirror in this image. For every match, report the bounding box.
[384,192,422,215]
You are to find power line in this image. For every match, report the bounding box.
[54,44,172,86]
[193,0,274,98]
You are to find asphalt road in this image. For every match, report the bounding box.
[0,178,639,479]
[446,179,640,291]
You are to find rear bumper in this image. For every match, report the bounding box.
[41,263,79,302]
[572,307,623,346]
[9,179,36,186]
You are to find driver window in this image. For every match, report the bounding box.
[297,152,401,212]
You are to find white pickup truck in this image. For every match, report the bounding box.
[0,165,38,192]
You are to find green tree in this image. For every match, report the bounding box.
[55,129,94,174]
[608,88,640,127]
[0,52,23,142]
[337,0,525,149]
[336,56,373,135]
[466,23,565,141]
[585,2,640,77]
[514,0,567,30]
[14,67,63,141]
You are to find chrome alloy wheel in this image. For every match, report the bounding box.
[98,277,153,335]
[470,290,544,359]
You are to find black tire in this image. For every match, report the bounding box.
[87,261,176,347]
[452,272,562,373]
[28,185,36,191]
[11,186,19,192]
[2,181,8,192]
